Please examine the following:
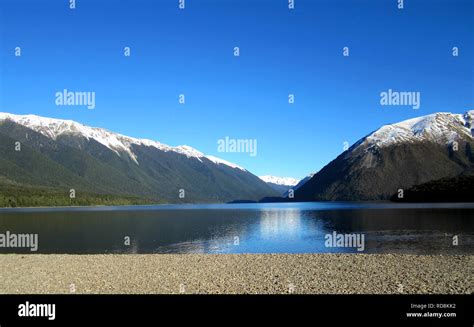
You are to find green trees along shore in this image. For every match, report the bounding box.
[0,184,157,208]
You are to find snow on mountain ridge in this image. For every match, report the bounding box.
[0,112,243,170]
[206,155,245,170]
[259,175,299,186]
[361,111,474,150]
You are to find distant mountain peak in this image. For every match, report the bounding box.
[259,175,299,186]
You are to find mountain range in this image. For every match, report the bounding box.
[1,110,473,206]
[294,110,474,201]
[0,112,278,204]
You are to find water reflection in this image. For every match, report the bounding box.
[259,209,302,239]
[0,203,472,254]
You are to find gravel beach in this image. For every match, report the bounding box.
[0,254,471,294]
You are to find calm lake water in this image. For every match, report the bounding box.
[0,202,473,254]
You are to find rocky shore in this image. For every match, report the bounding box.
[0,254,471,294]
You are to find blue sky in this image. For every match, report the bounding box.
[1,0,473,179]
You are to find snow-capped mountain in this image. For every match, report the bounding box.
[259,175,299,186]
[0,112,277,203]
[356,111,474,150]
[295,110,474,201]
[0,112,245,170]
[259,175,299,195]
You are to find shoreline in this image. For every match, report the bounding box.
[2,201,474,211]
[1,253,471,294]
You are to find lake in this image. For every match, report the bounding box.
[0,202,473,254]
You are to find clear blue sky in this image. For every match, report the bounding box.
[1,0,473,179]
